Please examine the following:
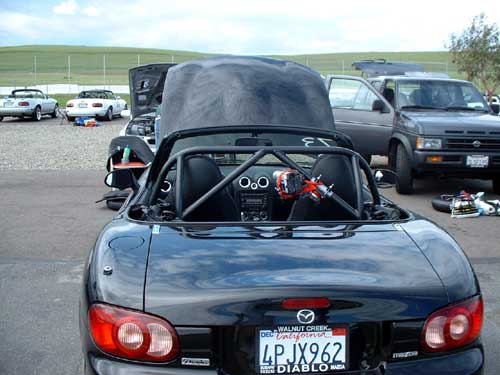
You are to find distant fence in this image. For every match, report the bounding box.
[0,84,129,95]
[0,50,462,92]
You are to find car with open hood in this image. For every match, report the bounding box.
[66,90,127,121]
[80,56,484,375]
[119,63,176,152]
[0,89,58,121]
[325,60,500,194]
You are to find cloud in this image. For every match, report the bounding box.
[4,0,500,54]
[53,0,78,15]
[83,6,100,16]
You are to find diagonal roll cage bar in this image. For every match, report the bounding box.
[149,146,381,221]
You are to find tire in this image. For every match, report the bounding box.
[51,104,59,118]
[493,176,500,195]
[432,195,453,213]
[361,154,372,165]
[106,199,124,211]
[395,144,413,194]
[105,107,113,121]
[32,106,42,121]
[102,190,129,211]
[0,116,3,122]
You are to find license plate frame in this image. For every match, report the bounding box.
[466,155,489,168]
[78,102,88,108]
[256,325,349,374]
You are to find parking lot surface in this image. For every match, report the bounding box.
[1,119,500,374]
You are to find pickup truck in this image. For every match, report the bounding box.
[325,60,500,194]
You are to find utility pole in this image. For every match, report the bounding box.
[103,55,106,88]
[34,55,37,86]
[137,54,140,66]
[68,55,71,86]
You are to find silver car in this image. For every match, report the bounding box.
[0,89,59,121]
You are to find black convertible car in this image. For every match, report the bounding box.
[80,57,484,374]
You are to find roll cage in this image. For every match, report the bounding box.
[144,145,381,222]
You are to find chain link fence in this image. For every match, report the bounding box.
[0,50,462,93]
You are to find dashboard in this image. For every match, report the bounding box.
[160,165,294,222]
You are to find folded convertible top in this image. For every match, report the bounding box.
[159,56,334,139]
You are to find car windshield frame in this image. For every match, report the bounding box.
[396,80,488,112]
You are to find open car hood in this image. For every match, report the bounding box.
[129,63,176,117]
[352,60,424,77]
[158,56,335,139]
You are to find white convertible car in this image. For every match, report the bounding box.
[66,90,127,121]
[0,89,58,121]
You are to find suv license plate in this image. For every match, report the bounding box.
[78,103,88,108]
[466,155,489,168]
[257,325,348,374]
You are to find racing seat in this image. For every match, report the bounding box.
[287,155,357,221]
[171,155,238,221]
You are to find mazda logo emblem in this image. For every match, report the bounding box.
[297,309,315,324]
[473,140,481,148]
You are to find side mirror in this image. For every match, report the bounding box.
[121,109,131,118]
[373,169,397,188]
[372,99,388,113]
[490,103,500,115]
[105,169,138,191]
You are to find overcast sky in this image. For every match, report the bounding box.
[0,0,499,54]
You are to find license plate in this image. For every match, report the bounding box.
[78,103,88,108]
[466,155,489,168]
[4,101,13,107]
[257,325,348,374]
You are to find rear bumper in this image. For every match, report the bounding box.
[66,108,108,117]
[85,347,484,375]
[0,107,34,116]
[414,150,500,177]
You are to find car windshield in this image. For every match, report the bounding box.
[397,80,487,111]
[169,132,339,168]
[78,91,108,99]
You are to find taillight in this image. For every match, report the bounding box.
[89,303,180,362]
[421,296,483,352]
[282,297,331,309]
[92,102,103,107]
[66,102,74,107]
[18,101,29,106]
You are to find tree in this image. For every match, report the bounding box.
[448,14,500,102]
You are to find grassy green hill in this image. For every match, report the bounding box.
[0,45,461,87]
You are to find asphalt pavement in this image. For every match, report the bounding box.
[1,122,500,374]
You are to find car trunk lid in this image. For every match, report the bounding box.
[144,224,446,374]
[145,224,446,324]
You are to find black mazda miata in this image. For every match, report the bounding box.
[80,56,484,374]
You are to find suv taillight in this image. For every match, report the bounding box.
[421,296,483,352]
[89,303,180,362]
[18,101,29,106]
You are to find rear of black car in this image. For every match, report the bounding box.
[81,223,484,375]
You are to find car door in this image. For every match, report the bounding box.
[326,75,394,156]
[37,92,49,113]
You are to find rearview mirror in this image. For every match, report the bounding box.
[372,99,388,112]
[121,109,131,118]
[105,169,138,191]
[373,169,397,188]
